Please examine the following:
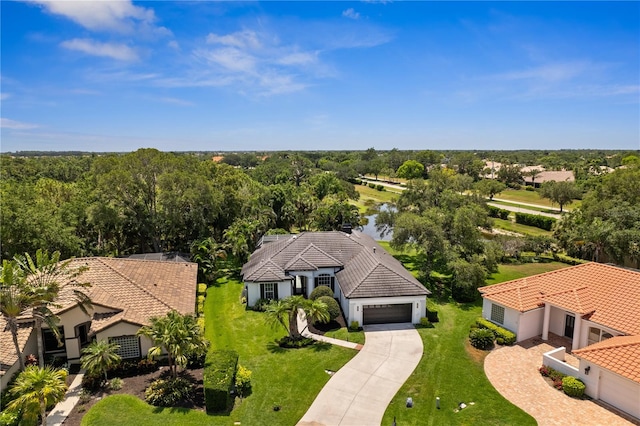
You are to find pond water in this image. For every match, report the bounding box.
[359,203,394,242]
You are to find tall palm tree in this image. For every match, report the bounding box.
[298,299,330,335]
[137,310,208,378]
[15,250,91,368]
[0,260,33,372]
[8,366,68,426]
[80,340,122,383]
[266,296,330,339]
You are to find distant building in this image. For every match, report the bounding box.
[523,170,574,188]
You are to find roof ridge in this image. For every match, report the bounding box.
[479,263,595,292]
[95,258,175,313]
[300,243,343,265]
[574,335,640,353]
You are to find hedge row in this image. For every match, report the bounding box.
[514,212,556,231]
[204,350,239,413]
[487,205,510,220]
[476,318,517,345]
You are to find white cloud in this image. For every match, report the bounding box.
[0,93,10,101]
[28,0,157,33]
[157,97,194,107]
[1,118,39,129]
[494,62,588,83]
[276,52,318,66]
[168,40,180,50]
[206,30,262,49]
[342,8,361,20]
[195,47,256,73]
[61,38,139,61]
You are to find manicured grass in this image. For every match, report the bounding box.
[354,184,399,204]
[495,189,580,210]
[490,200,561,214]
[485,262,570,285]
[204,277,357,425]
[491,218,553,237]
[81,395,211,426]
[324,327,365,345]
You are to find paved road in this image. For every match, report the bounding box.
[487,202,562,219]
[298,323,423,426]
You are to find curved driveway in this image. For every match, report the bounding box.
[298,323,423,426]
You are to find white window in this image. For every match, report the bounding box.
[109,335,141,359]
[490,304,505,324]
[315,274,335,292]
[261,283,278,300]
[588,327,615,346]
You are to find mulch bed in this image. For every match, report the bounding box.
[62,367,205,426]
[308,302,347,335]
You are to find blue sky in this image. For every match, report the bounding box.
[1,1,638,152]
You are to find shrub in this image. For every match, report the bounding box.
[515,212,556,231]
[349,321,361,331]
[145,377,194,407]
[197,302,204,315]
[197,295,206,304]
[475,318,517,345]
[252,298,269,312]
[197,283,207,295]
[368,183,376,189]
[235,365,252,397]
[197,317,206,334]
[420,317,430,327]
[469,328,495,349]
[204,350,238,413]
[278,336,315,348]
[0,409,18,426]
[487,205,510,220]
[427,309,439,323]
[562,376,585,397]
[317,296,341,320]
[376,184,385,191]
[109,377,123,390]
[525,186,534,191]
[310,285,334,300]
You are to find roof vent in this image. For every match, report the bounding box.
[341,223,352,234]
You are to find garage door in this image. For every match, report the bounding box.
[363,303,412,325]
[599,370,640,419]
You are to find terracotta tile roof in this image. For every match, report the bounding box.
[479,263,640,335]
[242,231,429,298]
[573,335,640,383]
[1,257,197,373]
[0,319,34,376]
[523,170,574,184]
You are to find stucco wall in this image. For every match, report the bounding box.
[347,296,426,325]
[58,306,93,361]
[518,308,544,341]
[96,322,151,359]
[246,280,292,306]
[548,305,567,337]
[481,299,521,338]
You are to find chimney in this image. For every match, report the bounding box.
[341,223,352,234]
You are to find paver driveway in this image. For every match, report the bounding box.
[485,342,637,426]
[298,323,422,426]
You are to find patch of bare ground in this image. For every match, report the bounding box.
[464,339,492,365]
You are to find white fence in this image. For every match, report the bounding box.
[542,346,579,376]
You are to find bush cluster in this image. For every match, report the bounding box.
[475,318,517,345]
[469,328,494,349]
[487,205,510,220]
[252,298,270,312]
[515,212,556,231]
[562,376,586,397]
[235,365,252,397]
[204,350,238,413]
[197,283,207,295]
[375,184,385,191]
[197,294,206,316]
[317,296,341,320]
[309,285,334,300]
[426,309,439,323]
[368,182,376,189]
[552,253,588,266]
[145,377,194,407]
[277,336,315,348]
[349,321,361,331]
[539,365,565,390]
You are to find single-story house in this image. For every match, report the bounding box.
[479,263,640,419]
[1,257,197,391]
[523,170,574,187]
[241,231,429,326]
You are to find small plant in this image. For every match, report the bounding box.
[469,328,494,349]
[562,376,585,397]
[197,283,207,295]
[349,321,360,331]
[145,377,194,407]
[420,317,430,326]
[252,298,270,312]
[241,296,247,304]
[24,354,38,367]
[78,389,92,404]
[108,377,123,390]
[309,285,334,300]
[235,365,252,398]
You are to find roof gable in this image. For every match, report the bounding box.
[573,335,640,383]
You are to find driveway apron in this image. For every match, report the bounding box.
[298,323,423,426]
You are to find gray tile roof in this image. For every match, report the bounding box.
[241,231,429,299]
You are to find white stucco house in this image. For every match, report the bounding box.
[241,231,430,326]
[0,257,197,391]
[479,263,640,420]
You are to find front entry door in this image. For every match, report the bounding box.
[564,315,575,338]
[293,276,307,296]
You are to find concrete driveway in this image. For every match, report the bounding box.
[298,323,423,426]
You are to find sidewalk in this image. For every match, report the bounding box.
[487,202,561,219]
[47,370,85,426]
[297,310,363,350]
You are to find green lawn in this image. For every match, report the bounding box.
[490,200,561,214]
[324,327,365,345]
[491,218,553,237]
[354,184,399,207]
[495,189,580,210]
[485,262,570,285]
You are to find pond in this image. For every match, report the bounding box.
[359,203,394,242]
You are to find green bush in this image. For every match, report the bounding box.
[469,328,494,349]
[278,336,315,348]
[145,377,194,407]
[476,318,517,345]
[252,298,269,312]
[235,365,252,397]
[0,409,18,426]
[349,321,361,331]
[310,285,334,300]
[197,301,204,315]
[197,283,207,295]
[197,295,206,304]
[525,186,535,191]
[562,376,585,397]
[420,317,430,327]
[197,317,205,333]
[553,253,588,265]
[427,309,439,323]
[109,377,123,391]
[204,350,239,413]
[368,183,376,189]
[317,296,341,320]
[515,212,556,231]
[375,184,385,191]
[487,205,510,220]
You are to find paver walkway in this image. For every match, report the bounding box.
[297,310,363,350]
[298,323,422,426]
[485,343,637,426]
[47,370,85,426]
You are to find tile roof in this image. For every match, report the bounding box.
[241,231,429,299]
[0,319,34,376]
[573,335,640,383]
[1,257,197,374]
[523,170,574,184]
[479,263,640,336]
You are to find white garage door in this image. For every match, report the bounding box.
[599,370,640,419]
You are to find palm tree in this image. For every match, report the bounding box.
[137,310,208,378]
[527,168,542,187]
[15,250,91,368]
[265,300,291,337]
[0,260,32,372]
[80,340,122,383]
[8,366,68,426]
[298,299,330,335]
[266,296,330,339]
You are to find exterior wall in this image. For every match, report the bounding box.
[347,296,426,325]
[579,320,622,350]
[517,308,544,342]
[58,306,93,362]
[96,322,151,360]
[548,306,567,337]
[578,359,640,419]
[481,299,522,340]
[245,280,292,306]
[542,347,579,377]
[0,330,37,392]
